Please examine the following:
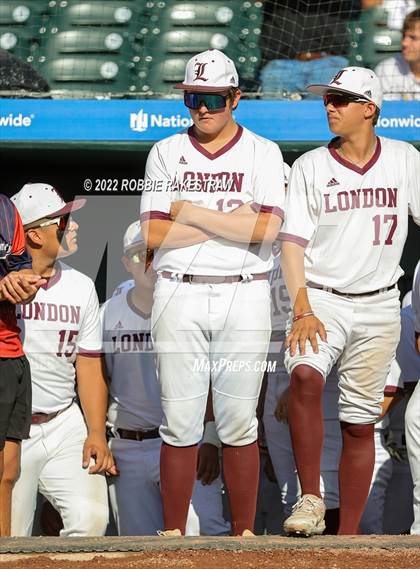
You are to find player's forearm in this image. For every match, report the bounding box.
[141,220,213,249]
[182,207,281,243]
[76,356,108,435]
[281,241,311,312]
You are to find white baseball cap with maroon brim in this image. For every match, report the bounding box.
[175,49,239,93]
[11,183,86,227]
[307,66,383,109]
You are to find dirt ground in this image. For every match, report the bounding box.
[1,549,420,569]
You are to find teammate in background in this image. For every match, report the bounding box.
[375,8,420,100]
[279,66,420,536]
[9,183,115,537]
[0,194,46,536]
[141,49,285,536]
[405,260,420,534]
[102,221,230,536]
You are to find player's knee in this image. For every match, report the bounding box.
[290,365,324,397]
[65,500,109,536]
[217,420,257,446]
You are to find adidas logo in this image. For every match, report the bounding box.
[327,177,339,187]
[179,155,187,165]
[114,320,123,329]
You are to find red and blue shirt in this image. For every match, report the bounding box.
[0,195,32,357]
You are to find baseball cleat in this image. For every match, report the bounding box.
[283,494,326,537]
[157,529,182,537]
[241,529,255,537]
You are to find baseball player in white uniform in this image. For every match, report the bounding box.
[279,66,420,536]
[9,183,114,537]
[140,49,285,535]
[405,260,420,534]
[264,235,400,535]
[102,221,230,536]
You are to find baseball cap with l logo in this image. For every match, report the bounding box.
[11,183,86,226]
[307,66,383,108]
[175,49,239,93]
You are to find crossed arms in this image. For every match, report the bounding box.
[141,201,282,250]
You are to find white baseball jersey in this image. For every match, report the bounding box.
[140,126,285,275]
[280,137,420,293]
[397,305,420,383]
[111,279,134,298]
[269,255,290,333]
[100,290,162,430]
[411,259,420,332]
[16,261,102,414]
[375,55,420,101]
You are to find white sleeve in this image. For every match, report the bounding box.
[384,358,404,393]
[251,142,285,219]
[76,283,102,354]
[278,156,318,247]
[412,260,420,333]
[407,144,420,226]
[140,143,172,223]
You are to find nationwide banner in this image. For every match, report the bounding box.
[0,99,418,142]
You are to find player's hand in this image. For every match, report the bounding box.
[0,272,47,304]
[274,387,290,423]
[286,315,327,356]
[197,443,220,485]
[170,200,194,224]
[415,332,420,355]
[82,432,118,476]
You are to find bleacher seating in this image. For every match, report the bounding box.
[347,7,402,69]
[0,0,411,96]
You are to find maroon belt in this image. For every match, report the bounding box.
[161,271,268,284]
[31,402,73,425]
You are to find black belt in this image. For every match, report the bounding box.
[109,427,160,441]
[308,282,396,298]
[161,271,268,284]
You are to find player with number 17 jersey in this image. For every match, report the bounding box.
[281,137,420,293]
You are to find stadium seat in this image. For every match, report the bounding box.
[137,55,187,94]
[38,56,136,92]
[0,28,37,59]
[157,1,262,29]
[53,1,150,29]
[0,1,49,36]
[44,28,137,58]
[347,7,402,67]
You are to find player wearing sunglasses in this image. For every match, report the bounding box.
[279,67,420,536]
[141,49,285,536]
[8,183,115,537]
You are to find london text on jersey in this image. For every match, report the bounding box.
[111,332,153,353]
[324,187,398,213]
[170,171,245,193]
[18,302,81,324]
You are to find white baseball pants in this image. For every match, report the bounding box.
[152,277,272,446]
[11,403,108,537]
[285,287,401,424]
[406,380,420,534]
[108,437,230,536]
